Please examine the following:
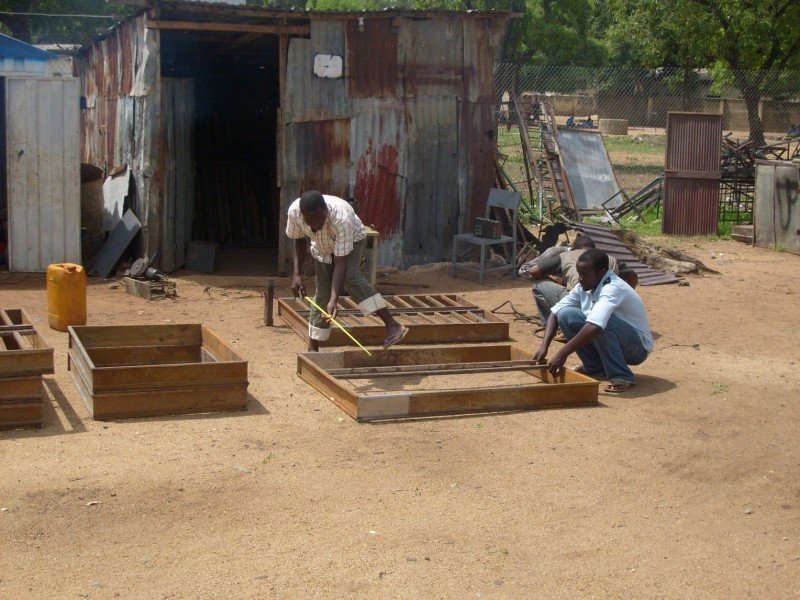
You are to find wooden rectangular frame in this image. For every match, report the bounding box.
[297,344,599,421]
[278,294,509,347]
[0,321,54,430]
[67,324,249,420]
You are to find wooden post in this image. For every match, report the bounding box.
[265,279,275,326]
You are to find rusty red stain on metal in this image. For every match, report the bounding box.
[354,139,401,238]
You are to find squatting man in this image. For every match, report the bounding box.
[533,248,653,393]
[287,190,408,351]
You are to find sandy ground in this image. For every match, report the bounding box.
[1,237,799,599]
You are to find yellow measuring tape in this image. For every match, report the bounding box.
[304,296,372,356]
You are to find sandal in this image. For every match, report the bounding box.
[383,325,409,349]
[604,381,634,393]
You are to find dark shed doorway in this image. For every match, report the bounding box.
[160,29,280,274]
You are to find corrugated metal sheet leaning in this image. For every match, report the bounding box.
[567,222,679,286]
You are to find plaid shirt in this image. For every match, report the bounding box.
[286,195,366,264]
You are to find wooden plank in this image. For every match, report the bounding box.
[201,325,245,363]
[0,376,43,403]
[147,20,309,35]
[329,359,547,379]
[89,361,247,393]
[38,79,55,266]
[88,385,247,420]
[357,382,598,422]
[0,308,35,331]
[297,354,358,419]
[70,324,202,348]
[87,344,201,367]
[62,79,82,264]
[0,402,42,430]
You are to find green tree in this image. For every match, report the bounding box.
[605,0,800,144]
[0,1,131,44]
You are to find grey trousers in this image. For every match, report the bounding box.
[309,239,387,341]
[532,279,568,324]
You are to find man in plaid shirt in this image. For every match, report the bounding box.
[287,190,408,351]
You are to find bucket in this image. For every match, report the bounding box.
[47,263,87,331]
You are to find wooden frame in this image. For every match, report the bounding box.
[297,344,599,421]
[278,294,509,347]
[67,324,248,420]
[0,327,54,430]
[0,308,35,332]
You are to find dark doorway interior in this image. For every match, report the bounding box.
[161,31,280,262]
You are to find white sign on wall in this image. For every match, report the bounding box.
[313,54,343,79]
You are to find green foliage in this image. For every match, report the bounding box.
[0,0,132,44]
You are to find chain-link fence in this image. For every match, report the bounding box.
[494,63,800,139]
[494,63,800,228]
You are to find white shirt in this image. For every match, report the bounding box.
[286,195,366,264]
[551,271,654,352]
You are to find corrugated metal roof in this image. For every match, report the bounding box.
[568,222,680,286]
[0,33,57,60]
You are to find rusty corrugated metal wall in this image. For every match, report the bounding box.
[281,14,505,268]
[74,15,162,264]
[662,112,722,235]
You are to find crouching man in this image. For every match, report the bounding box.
[287,190,408,351]
[532,248,653,393]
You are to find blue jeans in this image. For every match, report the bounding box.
[533,280,568,324]
[556,307,648,383]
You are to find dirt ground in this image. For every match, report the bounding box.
[1,237,799,599]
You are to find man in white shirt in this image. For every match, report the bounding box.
[532,248,653,393]
[287,190,408,351]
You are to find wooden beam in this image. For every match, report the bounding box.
[328,360,548,379]
[147,20,309,36]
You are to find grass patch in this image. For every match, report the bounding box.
[604,134,667,154]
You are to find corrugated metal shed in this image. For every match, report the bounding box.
[568,222,679,286]
[754,160,800,254]
[75,2,509,271]
[663,112,722,235]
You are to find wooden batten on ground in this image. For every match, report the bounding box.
[731,225,754,245]
[277,294,510,347]
[67,324,248,420]
[297,344,599,422]
[0,317,55,430]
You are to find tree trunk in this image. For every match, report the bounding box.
[734,73,766,146]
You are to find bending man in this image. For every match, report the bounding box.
[532,248,653,393]
[287,190,408,351]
